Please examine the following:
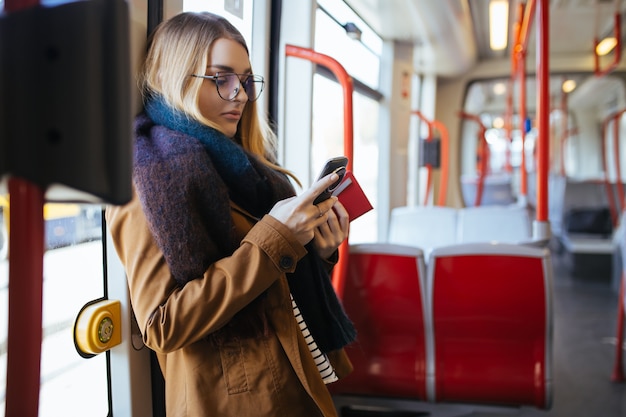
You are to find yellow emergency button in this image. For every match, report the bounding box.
[74,299,122,357]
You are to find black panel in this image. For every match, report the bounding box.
[0,0,132,204]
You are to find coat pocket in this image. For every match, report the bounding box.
[216,336,249,394]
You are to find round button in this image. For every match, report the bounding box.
[98,317,114,343]
[279,256,294,270]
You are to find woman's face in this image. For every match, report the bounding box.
[198,38,252,138]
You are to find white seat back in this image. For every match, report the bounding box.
[388,206,458,259]
[457,205,531,244]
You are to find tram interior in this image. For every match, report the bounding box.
[329,1,626,416]
[1,0,626,416]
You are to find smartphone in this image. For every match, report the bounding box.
[313,156,349,204]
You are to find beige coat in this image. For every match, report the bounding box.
[106,194,353,417]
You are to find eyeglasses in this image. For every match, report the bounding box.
[191,72,265,102]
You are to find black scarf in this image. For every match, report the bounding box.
[133,95,355,353]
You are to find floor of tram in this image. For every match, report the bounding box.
[334,239,626,417]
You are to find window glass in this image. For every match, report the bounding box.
[184,0,253,47]
[350,90,379,243]
[313,0,382,242]
[314,6,381,89]
[0,203,108,417]
[311,75,379,243]
[317,0,382,55]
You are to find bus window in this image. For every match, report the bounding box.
[0,202,108,417]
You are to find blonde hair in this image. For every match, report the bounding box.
[140,12,300,186]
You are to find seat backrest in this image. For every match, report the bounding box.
[552,177,610,238]
[388,206,458,259]
[461,174,516,206]
[457,205,531,244]
[329,243,428,400]
[425,242,553,409]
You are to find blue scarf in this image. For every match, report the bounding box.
[133,95,356,353]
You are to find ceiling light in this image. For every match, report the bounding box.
[562,79,576,93]
[493,82,506,95]
[489,0,509,51]
[596,37,618,56]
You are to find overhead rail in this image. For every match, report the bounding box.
[285,44,354,299]
[412,110,450,207]
[458,111,488,207]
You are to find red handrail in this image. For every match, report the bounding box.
[285,44,354,300]
[558,85,569,177]
[4,1,46,416]
[613,112,625,213]
[512,1,530,202]
[513,0,551,238]
[609,121,626,383]
[412,111,449,206]
[603,107,626,382]
[518,0,537,55]
[595,13,622,77]
[613,276,625,382]
[601,109,626,227]
[458,111,488,206]
[535,0,549,225]
[504,79,514,173]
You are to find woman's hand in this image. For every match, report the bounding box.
[313,199,349,260]
[268,173,343,247]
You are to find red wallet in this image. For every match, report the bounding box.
[332,170,373,221]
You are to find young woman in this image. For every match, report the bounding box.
[105,11,355,417]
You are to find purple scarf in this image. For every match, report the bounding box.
[132,96,356,353]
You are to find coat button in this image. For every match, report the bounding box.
[279,256,294,270]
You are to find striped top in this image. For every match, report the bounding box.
[291,295,338,384]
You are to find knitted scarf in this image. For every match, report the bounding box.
[132,95,356,353]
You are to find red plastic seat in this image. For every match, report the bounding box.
[426,242,554,409]
[330,243,428,399]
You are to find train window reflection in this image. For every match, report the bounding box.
[0,203,108,417]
